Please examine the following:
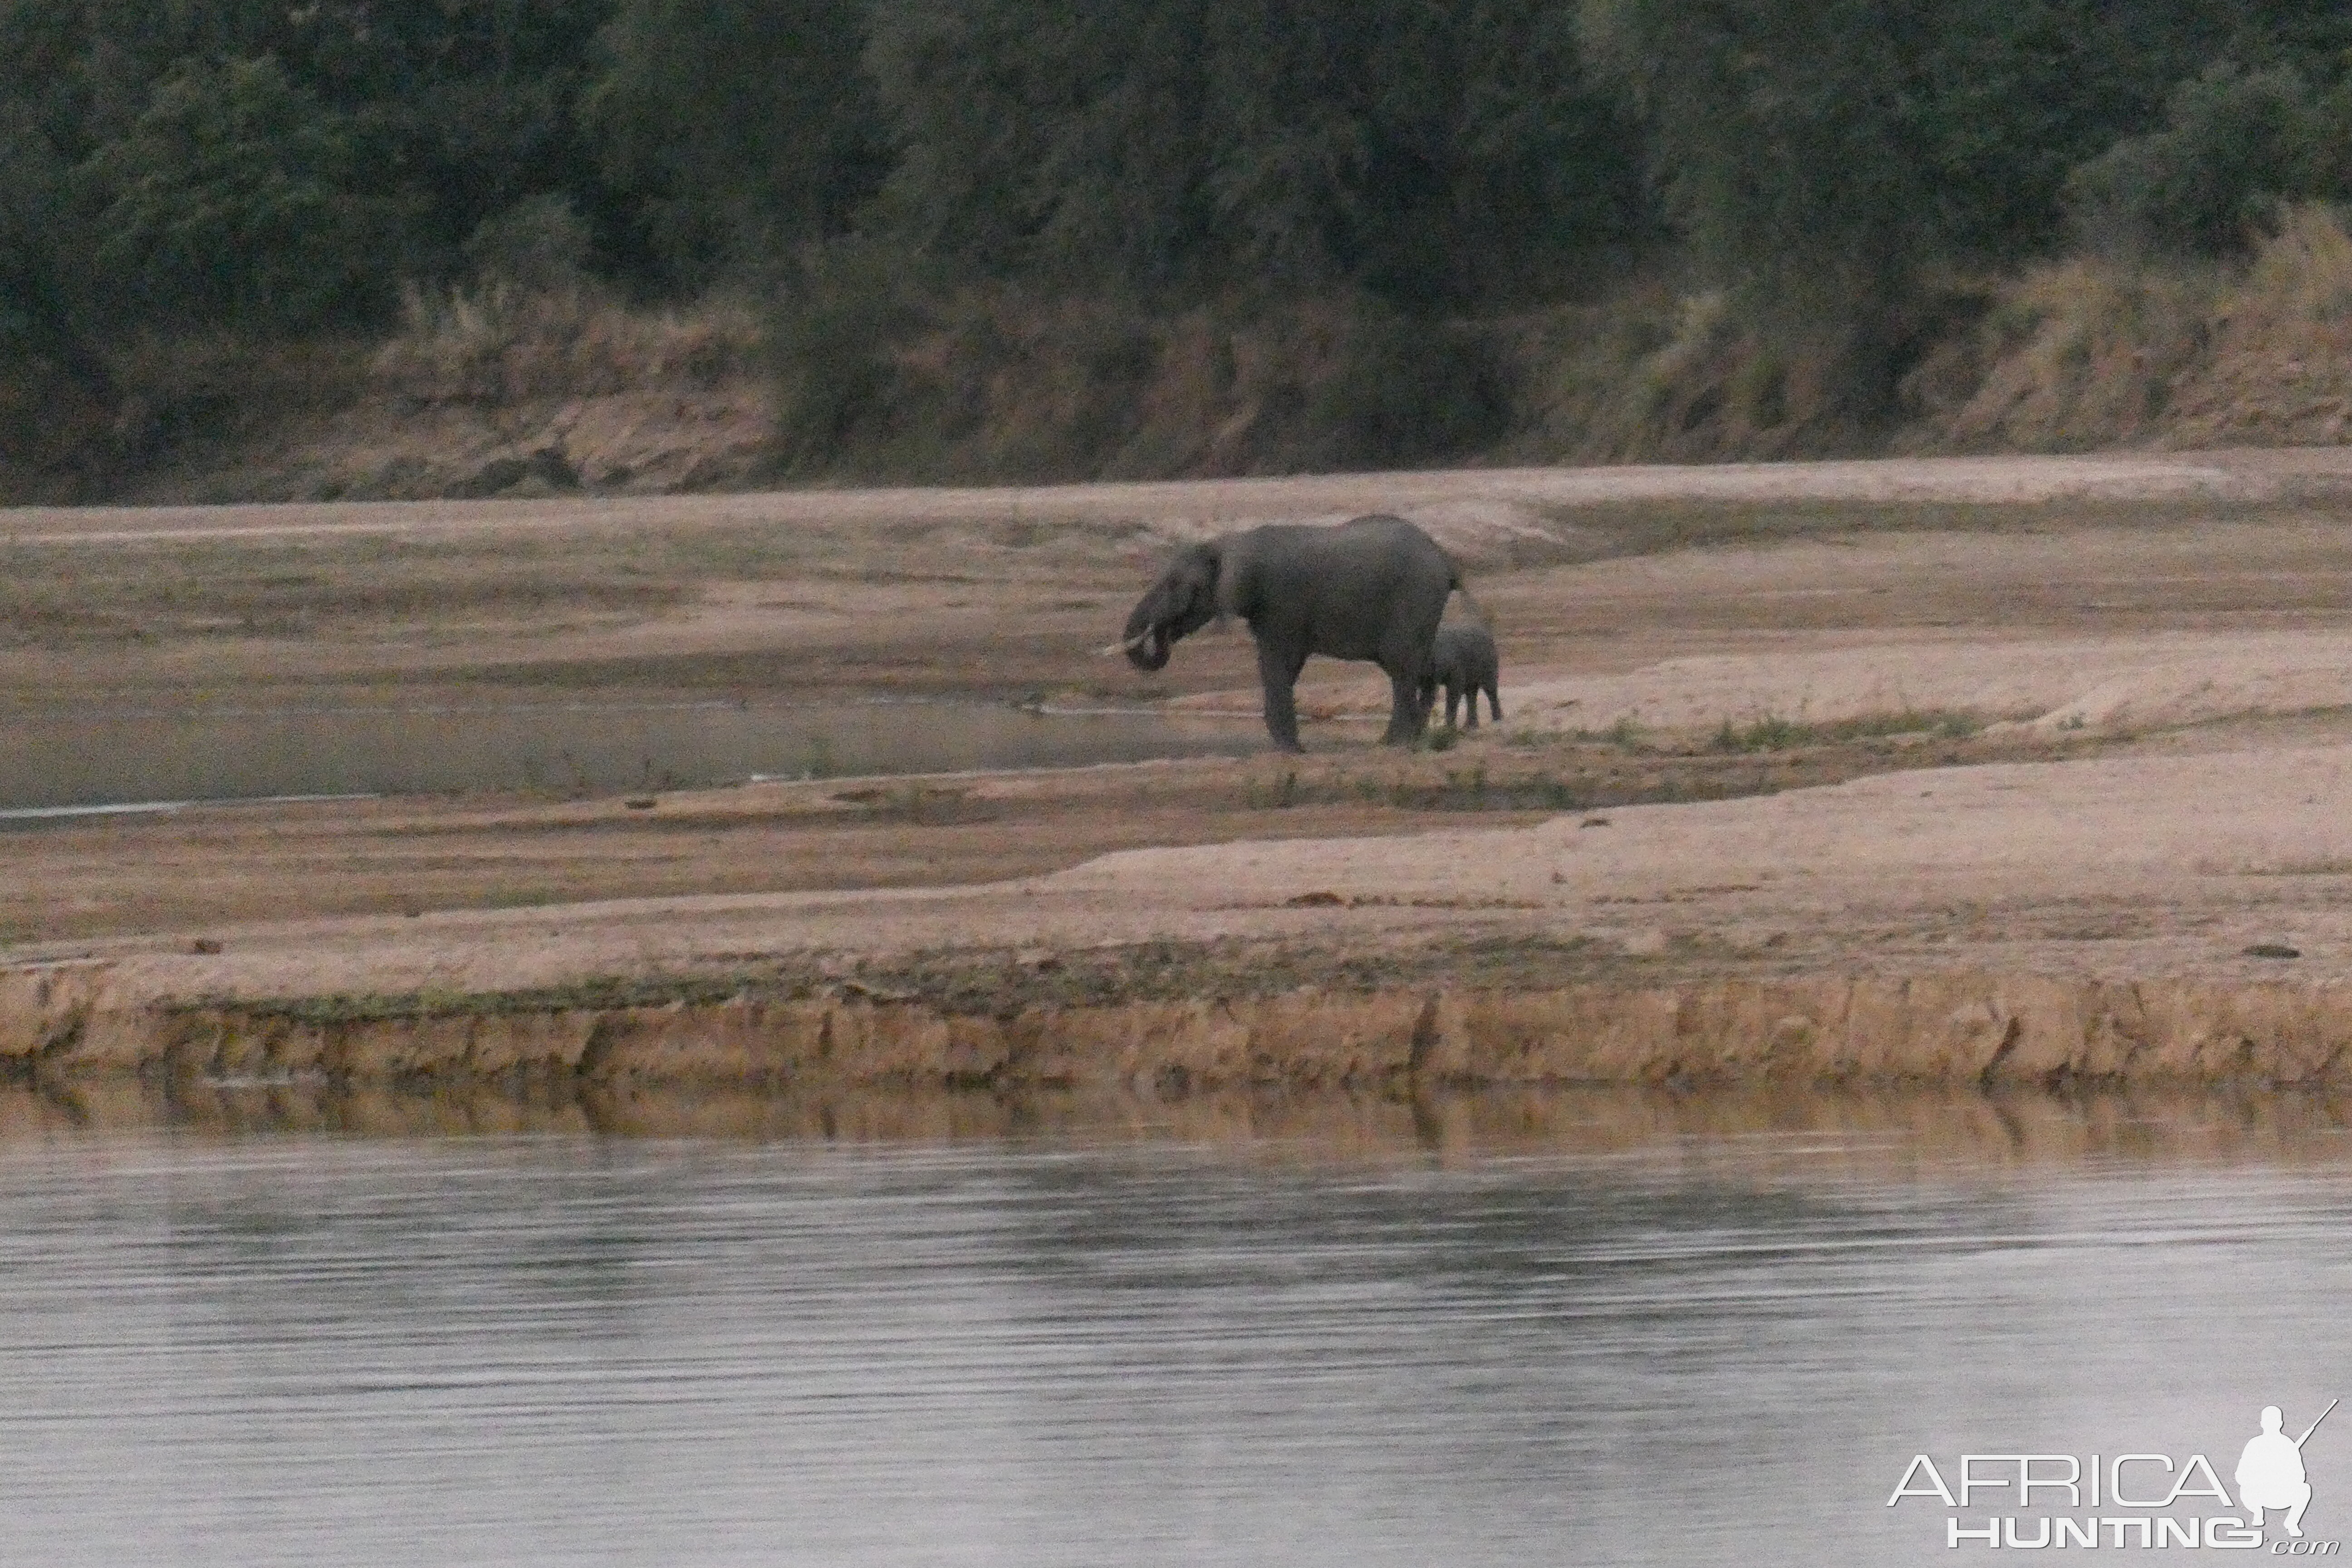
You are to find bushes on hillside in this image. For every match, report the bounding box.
[20,0,2352,495]
[862,0,1647,305]
[585,0,886,289]
[78,57,418,329]
[2066,65,2351,257]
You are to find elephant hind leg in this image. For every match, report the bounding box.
[1487,682,1503,722]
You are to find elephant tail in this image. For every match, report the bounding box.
[1447,563,1492,629]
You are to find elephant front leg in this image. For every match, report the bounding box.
[1256,639,1307,752]
[1382,666,1427,745]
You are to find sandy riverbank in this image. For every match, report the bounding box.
[7,450,2352,1089]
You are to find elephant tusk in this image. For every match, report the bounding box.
[1100,630,1155,657]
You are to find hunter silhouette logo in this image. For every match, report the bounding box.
[2240,1400,2335,1540]
[1888,1396,2342,1551]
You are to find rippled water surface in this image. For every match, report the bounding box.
[3,1121,2350,1566]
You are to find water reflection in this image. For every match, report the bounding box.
[0,1095,2347,1566]
[0,699,1255,813]
[7,1077,2352,1170]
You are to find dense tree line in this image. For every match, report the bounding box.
[8,0,2352,414]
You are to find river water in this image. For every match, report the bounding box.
[1,1098,2348,1566]
[0,700,1258,816]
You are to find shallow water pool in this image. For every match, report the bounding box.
[0,699,1259,815]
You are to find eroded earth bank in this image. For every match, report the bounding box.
[9,450,2352,1103]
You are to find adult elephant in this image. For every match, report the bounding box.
[1113,514,1467,751]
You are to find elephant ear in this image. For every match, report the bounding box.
[1195,542,1231,626]
[1161,541,1219,628]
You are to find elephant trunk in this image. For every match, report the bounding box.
[1124,624,1171,671]
[1118,544,1217,671]
[1119,598,1173,670]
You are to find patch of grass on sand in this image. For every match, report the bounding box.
[1706,708,1983,753]
[1585,716,1646,748]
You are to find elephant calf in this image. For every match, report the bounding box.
[1114,514,1466,751]
[1421,623,1501,730]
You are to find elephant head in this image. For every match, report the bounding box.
[1117,541,1221,671]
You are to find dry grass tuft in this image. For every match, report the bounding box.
[1916,203,2352,452]
[772,287,1519,482]
[1924,259,2221,451]
[1505,286,1899,465]
[371,282,765,404]
[2241,203,2352,325]
[2164,203,2352,446]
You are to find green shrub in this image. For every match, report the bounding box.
[2065,66,2339,258]
[78,57,419,330]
